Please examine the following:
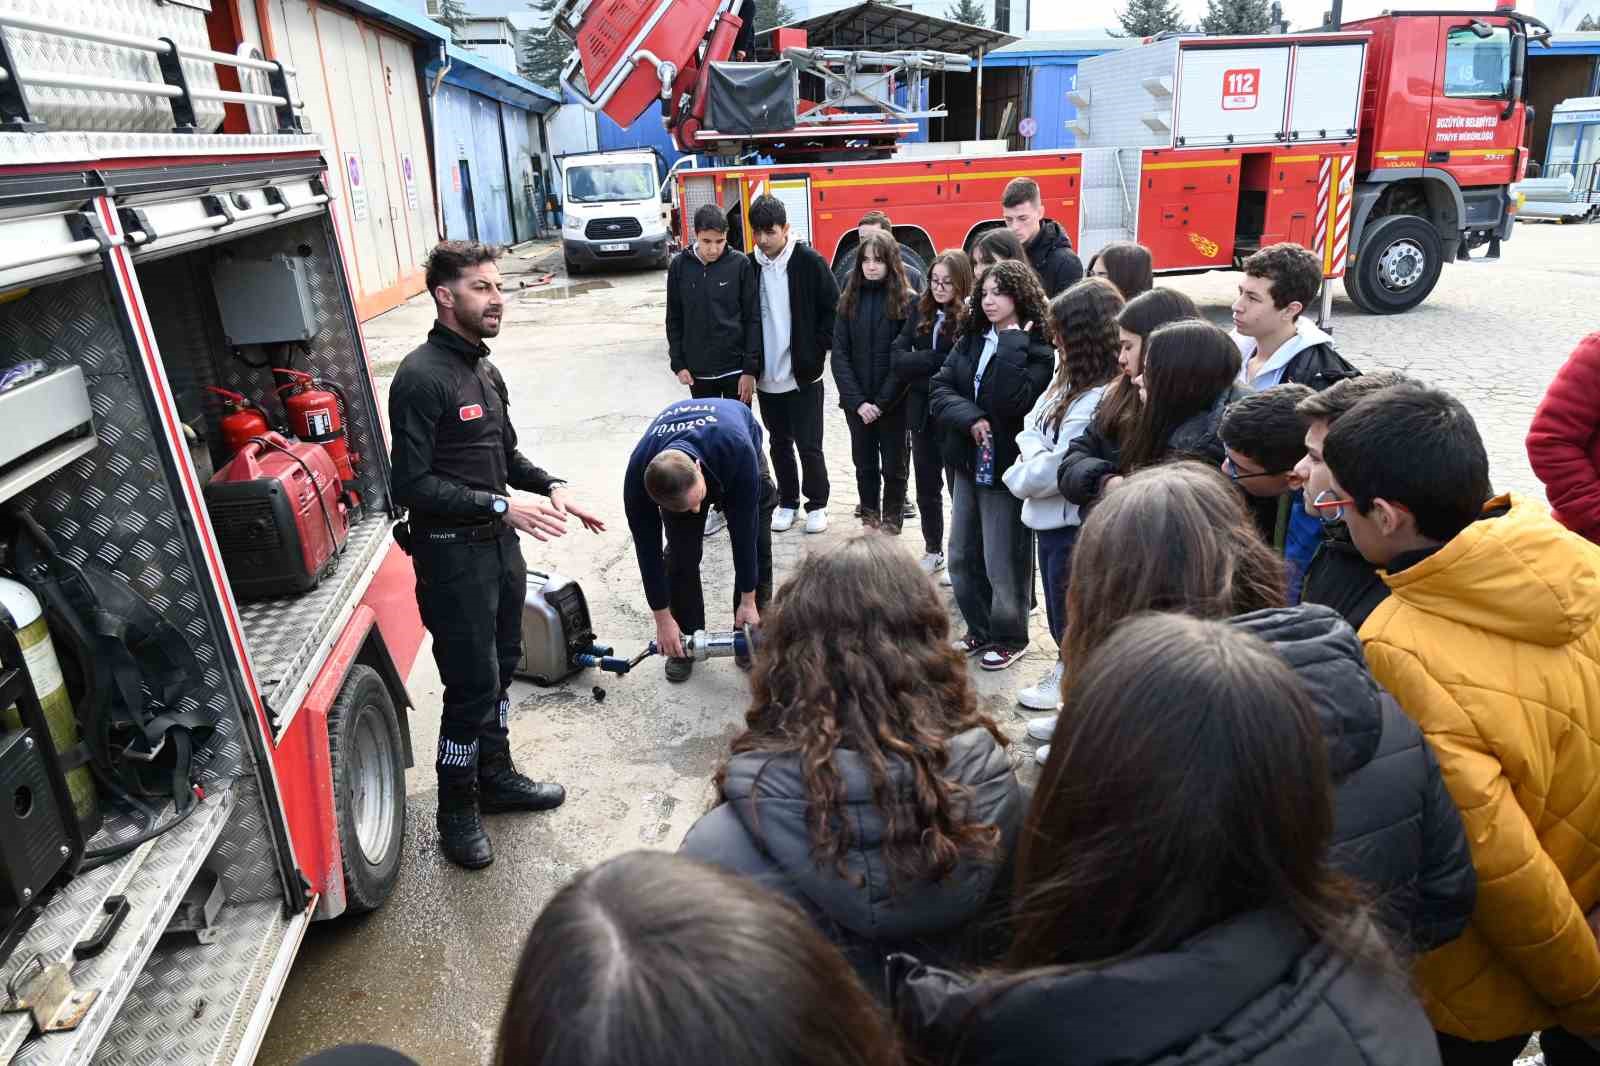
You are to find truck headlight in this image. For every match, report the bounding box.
[564,215,583,233]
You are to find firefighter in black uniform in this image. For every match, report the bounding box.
[389,241,606,870]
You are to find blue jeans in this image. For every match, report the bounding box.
[1035,525,1079,648]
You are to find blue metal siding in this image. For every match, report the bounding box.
[437,83,520,245]
[596,106,684,167]
[1028,63,1078,149]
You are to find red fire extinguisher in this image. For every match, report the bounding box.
[204,386,271,457]
[274,369,358,485]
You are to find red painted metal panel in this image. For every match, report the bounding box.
[362,544,424,683]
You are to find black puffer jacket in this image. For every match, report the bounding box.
[890,302,960,431]
[1228,605,1476,952]
[1057,385,1249,506]
[892,908,1441,1066]
[1024,218,1084,297]
[679,726,1024,996]
[1302,521,1391,631]
[927,327,1055,476]
[832,280,911,413]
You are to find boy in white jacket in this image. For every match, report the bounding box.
[1002,278,1126,731]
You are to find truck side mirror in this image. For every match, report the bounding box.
[1503,31,1526,121]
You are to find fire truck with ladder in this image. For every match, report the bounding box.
[0,4,424,1064]
[554,0,1549,316]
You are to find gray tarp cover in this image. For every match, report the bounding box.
[705,60,797,134]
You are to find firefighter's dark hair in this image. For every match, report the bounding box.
[749,194,788,232]
[424,241,502,296]
[693,204,729,235]
[858,209,893,229]
[1002,176,1042,209]
[1323,385,1491,544]
[1242,243,1323,313]
[1221,384,1316,473]
[497,851,903,1066]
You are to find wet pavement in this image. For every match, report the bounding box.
[257,223,1600,1065]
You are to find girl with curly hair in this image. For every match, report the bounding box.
[834,229,920,531]
[928,259,1056,671]
[679,533,1024,995]
[892,249,975,576]
[1002,277,1124,712]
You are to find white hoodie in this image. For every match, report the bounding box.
[1232,316,1335,389]
[1003,383,1107,531]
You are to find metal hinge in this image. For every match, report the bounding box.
[0,954,99,1036]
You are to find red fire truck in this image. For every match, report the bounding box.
[0,6,421,1064]
[556,0,1548,315]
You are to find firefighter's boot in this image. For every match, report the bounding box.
[436,776,493,870]
[478,743,566,814]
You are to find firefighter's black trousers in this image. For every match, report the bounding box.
[411,525,524,782]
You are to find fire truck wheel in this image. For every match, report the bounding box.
[1343,214,1442,315]
[328,664,405,914]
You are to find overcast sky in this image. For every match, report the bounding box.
[1031,0,1600,33]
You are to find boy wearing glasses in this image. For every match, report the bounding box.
[1322,384,1600,1066]
[1219,384,1320,603]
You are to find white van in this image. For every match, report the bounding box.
[558,148,672,274]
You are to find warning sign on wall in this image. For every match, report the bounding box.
[1222,68,1260,110]
[345,153,369,222]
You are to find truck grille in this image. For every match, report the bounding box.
[584,217,642,240]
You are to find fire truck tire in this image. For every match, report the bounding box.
[328,664,405,914]
[1343,214,1442,315]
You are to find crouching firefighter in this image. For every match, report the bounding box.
[389,241,605,870]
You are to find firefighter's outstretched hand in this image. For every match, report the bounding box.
[551,486,606,534]
[506,498,568,540]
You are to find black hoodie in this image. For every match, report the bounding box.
[679,726,1023,997]
[665,244,760,380]
[1023,218,1084,298]
[1228,604,1476,952]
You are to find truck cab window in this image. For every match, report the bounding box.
[1444,26,1511,99]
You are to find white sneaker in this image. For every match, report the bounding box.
[1017,662,1064,711]
[804,509,829,534]
[919,552,945,575]
[771,506,797,532]
[939,568,953,586]
[1025,714,1057,742]
[1034,744,1050,766]
[703,510,727,537]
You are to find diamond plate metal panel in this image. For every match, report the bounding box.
[0,132,325,167]
[1078,148,1143,260]
[234,517,390,710]
[1,790,233,1066]
[0,274,242,786]
[212,775,284,904]
[1078,38,1179,150]
[2,0,226,134]
[90,901,286,1066]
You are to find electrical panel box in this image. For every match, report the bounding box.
[211,254,317,345]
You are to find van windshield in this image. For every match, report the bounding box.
[566,163,656,203]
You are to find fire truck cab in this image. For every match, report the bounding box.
[0,6,419,1064]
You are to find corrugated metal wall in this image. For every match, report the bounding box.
[262,0,439,320]
[500,102,539,243]
[436,83,531,247]
[1029,64,1077,150]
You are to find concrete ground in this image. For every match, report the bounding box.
[257,221,1600,1065]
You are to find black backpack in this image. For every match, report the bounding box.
[2,509,213,810]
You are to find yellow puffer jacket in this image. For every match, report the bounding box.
[1360,494,1600,1041]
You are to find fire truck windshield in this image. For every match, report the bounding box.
[567,164,656,203]
[1444,25,1512,99]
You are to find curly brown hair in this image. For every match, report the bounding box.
[715,534,1008,886]
[963,259,1055,349]
[916,249,974,338]
[1041,277,1123,434]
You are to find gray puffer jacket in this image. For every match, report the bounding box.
[680,726,1023,997]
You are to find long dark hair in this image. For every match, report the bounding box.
[1118,319,1241,472]
[839,229,915,321]
[1094,288,1200,439]
[1041,278,1122,434]
[972,227,1026,269]
[497,851,903,1066]
[1086,241,1154,299]
[916,249,974,338]
[715,534,1007,885]
[1062,462,1285,673]
[1009,613,1365,971]
[962,259,1054,349]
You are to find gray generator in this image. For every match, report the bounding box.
[516,570,598,685]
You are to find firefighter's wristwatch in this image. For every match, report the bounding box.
[491,496,509,516]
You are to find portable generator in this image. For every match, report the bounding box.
[204,431,348,600]
[517,570,610,685]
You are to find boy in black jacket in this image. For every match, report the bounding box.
[749,194,840,534]
[666,204,760,405]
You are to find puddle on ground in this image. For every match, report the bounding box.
[520,278,614,300]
